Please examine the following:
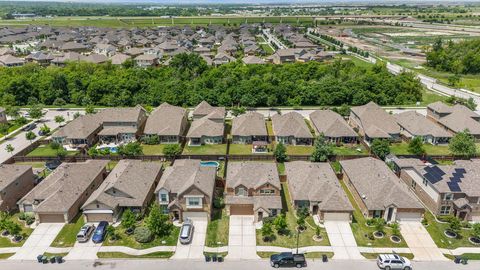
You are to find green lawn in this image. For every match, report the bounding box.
[333,144,368,155]
[0,253,14,259]
[14,161,46,168]
[206,208,229,247]
[229,144,254,155]
[330,161,341,174]
[141,144,169,155]
[104,225,179,249]
[424,212,476,249]
[361,253,414,260]
[182,144,227,155]
[390,142,451,156]
[26,145,78,157]
[0,213,34,247]
[277,162,285,175]
[256,183,330,248]
[51,215,85,248]
[444,253,480,261]
[266,120,274,136]
[43,252,69,257]
[286,145,314,155]
[97,251,174,259]
[339,181,408,247]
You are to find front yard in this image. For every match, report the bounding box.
[390,143,451,156]
[26,145,78,157]
[423,212,476,249]
[256,183,330,248]
[51,215,84,247]
[97,251,174,259]
[0,213,34,248]
[182,144,227,155]
[104,224,179,249]
[339,180,408,248]
[205,208,229,247]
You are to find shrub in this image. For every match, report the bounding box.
[261,222,275,242]
[390,222,400,236]
[273,214,288,234]
[121,209,136,230]
[213,197,224,209]
[448,217,461,235]
[374,218,385,233]
[134,227,153,243]
[142,135,160,145]
[107,225,119,241]
[162,144,182,158]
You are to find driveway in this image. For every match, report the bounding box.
[64,223,102,260]
[9,223,65,260]
[172,216,207,260]
[226,215,258,260]
[324,221,363,260]
[400,221,447,261]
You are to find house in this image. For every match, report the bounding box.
[309,110,358,144]
[84,53,108,64]
[18,160,109,224]
[52,114,103,148]
[25,51,54,65]
[96,105,147,145]
[349,102,401,144]
[143,102,188,144]
[242,55,265,65]
[135,54,158,68]
[155,159,216,221]
[340,157,424,222]
[186,114,225,145]
[192,101,225,120]
[285,161,353,221]
[427,102,480,141]
[81,160,162,223]
[393,158,480,222]
[0,107,6,124]
[0,164,35,211]
[231,112,268,144]
[0,54,24,67]
[271,49,296,64]
[213,52,235,66]
[60,41,88,52]
[225,162,282,222]
[110,53,130,65]
[94,43,117,57]
[394,111,452,145]
[271,112,313,145]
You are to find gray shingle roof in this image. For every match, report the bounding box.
[394,111,452,138]
[232,112,267,137]
[192,101,225,119]
[143,103,187,136]
[271,112,313,138]
[226,162,280,190]
[309,110,357,138]
[187,116,224,138]
[0,164,32,191]
[350,102,400,138]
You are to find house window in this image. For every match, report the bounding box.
[440,205,451,215]
[444,193,454,201]
[260,189,275,195]
[422,177,428,186]
[373,210,382,218]
[186,197,202,208]
[411,180,416,190]
[271,209,278,216]
[160,193,168,202]
[236,187,247,196]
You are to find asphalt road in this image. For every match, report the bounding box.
[0,259,477,270]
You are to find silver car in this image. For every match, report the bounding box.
[179,219,194,244]
[76,224,95,243]
[377,254,412,270]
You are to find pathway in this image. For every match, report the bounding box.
[226,215,258,260]
[324,221,363,260]
[400,221,448,261]
[9,223,64,260]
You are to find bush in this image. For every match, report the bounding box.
[142,135,160,145]
[162,144,182,158]
[134,227,153,243]
[213,197,224,209]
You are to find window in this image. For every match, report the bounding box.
[186,197,202,208]
[411,180,416,190]
[236,187,247,196]
[260,189,275,195]
[373,210,382,218]
[422,177,428,186]
[160,193,168,202]
[271,209,278,216]
[444,193,454,201]
[440,205,451,215]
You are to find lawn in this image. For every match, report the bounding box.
[423,211,476,249]
[390,142,451,156]
[0,213,34,248]
[14,161,46,168]
[286,145,314,155]
[43,252,69,257]
[103,225,180,249]
[361,253,414,260]
[0,253,14,259]
[141,144,169,155]
[26,145,78,157]
[266,120,274,136]
[330,161,341,174]
[256,183,330,248]
[333,144,368,156]
[444,253,480,261]
[277,162,285,175]
[51,215,85,248]
[182,144,227,155]
[205,208,229,247]
[229,144,254,155]
[339,180,408,247]
[97,251,174,259]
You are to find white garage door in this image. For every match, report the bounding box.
[324,212,350,221]
[183,211,208,220]
[396,211,422,221]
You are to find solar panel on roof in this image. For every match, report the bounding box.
[447,181,462,192]
[455,168,467,174]
[426,166,445,176]
[423,171,442,184]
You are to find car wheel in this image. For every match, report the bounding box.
[385,267,391,270]
[296,263,302,268]
[273,263,279,268]
[404,267,411,270]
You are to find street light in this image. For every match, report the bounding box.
[296,227,300,254]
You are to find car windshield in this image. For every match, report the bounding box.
[400,257,405,263]
[94,229,103,236]
[180,225,190,238]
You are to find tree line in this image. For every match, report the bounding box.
[0,53,423,108]
[426,38,480,75]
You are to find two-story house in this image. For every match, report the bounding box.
[225,162,282,222]
[393,157,480,222]
[427,102,480,141]
[155,159,217,221]
[0,164,35,211]
[187,101,225,145]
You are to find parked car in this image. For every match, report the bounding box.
[22,123,37,131]
[38,129,48,136]
[377,254,412,270]
[179,219,194,244]
[270,252,306,268]
[92,221,108,243]
[76,224,95,243]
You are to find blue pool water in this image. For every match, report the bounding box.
[200,161,219,168]
[98,147,118,153]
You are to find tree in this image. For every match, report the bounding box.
[390,222,400,236]
[53,97,67,108]
[40,124,51,135]
[273,214,288,234]
[85,105,95,114]
[370,139,390,160]
[25,131,36,143]
[5,106,20,119]
[408,137,426,156]
[310,134,333,162]
[4,220,21,236]
[28,105,44,120]
[145,203,172,237]
[374,218,385,233]
[162,144,182,159]
[447,74,460,87]
[274,142,288,162]
[466,97,477,111]
[472,223,480,239]
[448,217,461,235]
[121,209,136,230]
[296,215,306,231]
[231,106,246,117]
[118,142,143,157]
[0,123,9,136]
[449,130,477,158]
[54,115,65,125]
[5,144,14,155]
[261,221,275,241]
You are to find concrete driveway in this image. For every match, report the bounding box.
[400,221,447,261]
[324,221,363,260]
[64,223,102,260]
[9,223,65,260]
[226,215,258,260]
[172,217,207,260]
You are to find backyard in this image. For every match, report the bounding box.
[141,144,168,155]
[390,142,451,156]
[255,183,330,248]
[333,144,369,156]
[182,144,227,155]
[51,215,84,247]
[26,145,78,157]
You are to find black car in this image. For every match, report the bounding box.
[22,123,37,132]
[92,221,108,243]
[270,252,306,268]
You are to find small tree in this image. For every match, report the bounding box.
[466,97,477,111]
[274,142,288,162]
[146,203,172,237]
[374,218,385,233]
[118,142,143,157]
[5,144,14,155]
[40,124,51,135]
[0,123,9,136]
[315,225,321,237]
[28,105,44,120]
[273,214,288,234]
[5,106,20,119]
[261,221,275,242]
[4,220,21,236]
[370,139,390,160]
[25,131,36,143]
[390,222,400,236]
[231,106,246,117]
[53,98,67,108]
[472,223,480,239]
[54,115,65,125]
[121,209,136,230]
[449,130,477,158]
[310,134,333,162]
[162,144,182,159]
[106,225,119,241]
[296,215,306,231]
[85,105,95,114]
[408,137,426,156]
[448,217,461,236]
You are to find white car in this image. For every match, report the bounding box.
[377,254,412,270]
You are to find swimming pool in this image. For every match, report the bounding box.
[98,147,118,154]
[200,161,219,169]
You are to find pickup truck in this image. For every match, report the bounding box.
[270,252,306,268]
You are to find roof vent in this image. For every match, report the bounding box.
[362,195,367,199]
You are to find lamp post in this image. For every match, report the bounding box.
[296,227,300,254]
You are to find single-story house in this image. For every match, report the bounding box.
[427,102,480,141]
[231,112,268,144]
[394,111,451,145]
[271,112,313,145]
[309,110,358,144]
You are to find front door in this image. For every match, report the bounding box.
[258,211,263,221]
[459,211,468,220]
[387,207,394,222]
